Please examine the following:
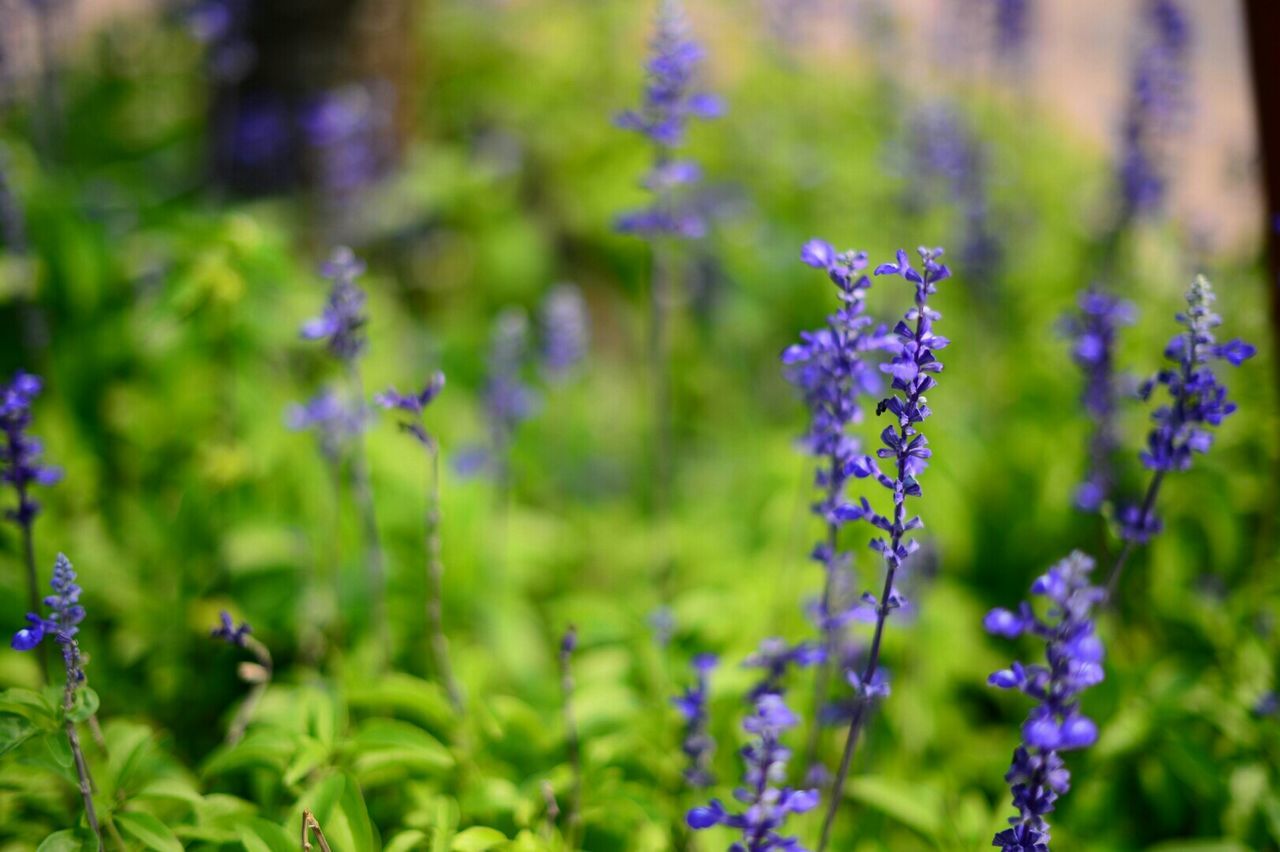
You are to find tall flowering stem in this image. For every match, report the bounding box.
[615,0,722,587]
[2,370,63,680]
[558,626,583,847]
[673,653,717,788]
[210,611,273,745]
[1106,275,1253,597]
[817,248,951,852]
[375,372,462,711]
[11,554,103,851]
[1061,289,1136,514]
[298,247,389,661]
[301,809,334,852]
[686,694,819,851]
[783,239,886,775]
[985,552,1106,851]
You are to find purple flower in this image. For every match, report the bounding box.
[993,0,1034,63]
[1116,0,1191,218]
[12,554,88,687]
[673,653,717,788]
[1,370,63,528]
[1060,288,1136,513]
[540,284,590,378]
[986,552,1106,851]
[744,637,825,700]
[686,693,819,851]
[287,387,366,461]
[614,0,722,239]
[301,247,369,363]
[211,610,252,648]
[1135,275,1253,475]
[783,240,891,703]
[376,371,445,415]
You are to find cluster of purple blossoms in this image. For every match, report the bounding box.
[1060,289,1136,513]
[783,240,887,682]
[287,386,367,462]
[745,637,825,701]
[186,0,254,85]
[898,106,1001,284]
[377,371,446,447]
[12,554,87,685]
[687,694,820,851]
[2,370,63,527]
[211,610,252,648]
[674,653,718,788]
[817,247,949,850]
[615,0,724,239]
[1118,276,1252,543]
[992,0,1033,63]
[1116,0,1190,219]
[301,247,369,363]
[985,551,1106,852]
[540,284,590,380]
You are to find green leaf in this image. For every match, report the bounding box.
[0,688,57,725]
[134,775,204,807]
[386,830,430,852]
[237,818,295,852]
[1145,842,1251,852]
[452,826,508,851]
[349,718,453,785]
[115,811,184,852]
[845,775,943,842]
[431,797,460,852]
[347,673,456,729]
[202,728,296,777]
[66,687,99,723]
[35,829,95,852]
[0,713,39,757]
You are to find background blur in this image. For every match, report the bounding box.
[0,0,1277,850]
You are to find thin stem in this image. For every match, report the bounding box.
[227,636,273,745]
[802,471,842,775]
[559,636,583,848]
[63,677,103,852]
[347,367,390,665]
[650,238,675,604]
[1103,468,1166,603]
[425,442,462,711]
[300,809,333,852]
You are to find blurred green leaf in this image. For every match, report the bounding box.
[452,826,507,851]
[237,818,295,852]
[115,811,184,852]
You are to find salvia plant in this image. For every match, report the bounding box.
[294,246,390,659]
[984,551,1106,852]
[209,610,273,744]
[540,283,590,381]
[819,247,951,851]
[1115,0,1190,223]
[375,370,462,709]
[1060,289,1136,514]
[674,652,717,788]
[558,625,583,847]
[687,693,820,851]
[11,553,103,851]
[2,370,63,643]
[783,239,887,774]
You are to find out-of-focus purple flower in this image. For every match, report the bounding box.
[540,284,590,379]
[1116,0,1191,219]
[1,370,62,528]
[987,551,1105,851]
[11,554,87,687]
[287,387,367,462]
[301,246,369,363]
[1061,288,1136,513]
[615,0,723,239]
[301,83,393,196]
[686,693,818,850]
[459,310,540,482]
[993,0,1033,63]
[376,372,446,415]
[0,144,28,253]
[211,610,252,648]
[673,653,717,788]
[744,637,825,699]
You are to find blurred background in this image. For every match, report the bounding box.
[0,0,1277,850]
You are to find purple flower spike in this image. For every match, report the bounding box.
[13,554,89,687]
[300,246,369,363]
[672,653,717,788]
[987,552,1106,851]
[211,610,252,648]
[614,0,722,240]
[2,370,61,528]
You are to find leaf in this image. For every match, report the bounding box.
[35,829,95,852]
[66,687,99,723]
[202,728,296,777]
[430,797,460,852]
[0,713,39,757]
[1145,843,1250,852]
[237,818,295,852]
[0,688,57,725]
[134,775,204,807]
[349,718,453,785]
[452,826,508,851]
[385,830,430,852]
[347,673,456,730]
[115,811,185,852]
[845,775,943,841]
